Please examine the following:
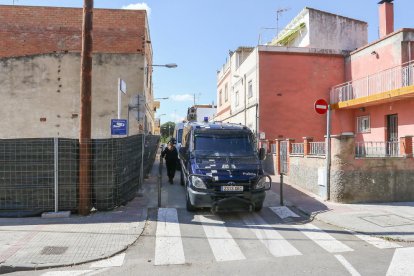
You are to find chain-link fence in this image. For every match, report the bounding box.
[0,134,159,217]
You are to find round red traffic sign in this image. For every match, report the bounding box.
[314,99,328,114]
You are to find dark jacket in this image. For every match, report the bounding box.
[161,146,178,163]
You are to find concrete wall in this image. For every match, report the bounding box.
[274,7,367,51]
[288,155,326,196]
[330,134,414,203]
[345,32,406,81]
[0,52,145,138]
[308,8,367,51]
[272,134,414,203]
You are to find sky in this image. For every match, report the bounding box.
[1,0,413,124]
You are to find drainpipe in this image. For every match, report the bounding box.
[244,74,247,125]
[255,47,259,139]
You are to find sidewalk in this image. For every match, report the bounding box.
[269,174,414,242]
[0,162,160,273]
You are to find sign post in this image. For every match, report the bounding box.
[118,78,127,119]
[314,99,330,200]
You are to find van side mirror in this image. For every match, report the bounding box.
[258,147,266,160]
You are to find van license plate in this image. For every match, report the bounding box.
[221,186,243,192]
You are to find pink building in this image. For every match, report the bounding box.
[330,0,414,157]
[217,1,414,203]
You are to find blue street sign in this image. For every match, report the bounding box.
[111,119,128,135]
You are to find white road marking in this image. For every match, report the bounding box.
[270,206,300,219]
[335,255,361,276]
[84,268,111,276]
[242,213,302,257]
[41,271,93,276]
[386,247,414,276]
[295,223,353,253]
[316,104,327,109]
[345,229,402,249]
[196,214,245,262]
[154,208,185,265]
[90,253,126,268]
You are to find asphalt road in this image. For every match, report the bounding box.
[10,176,411,276]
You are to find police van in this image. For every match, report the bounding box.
[179,122,271,212]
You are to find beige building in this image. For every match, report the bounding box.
[0,5,160,138]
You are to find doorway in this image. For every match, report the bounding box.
[386,114,398,156]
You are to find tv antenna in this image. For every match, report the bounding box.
[276,8,290,39]
[193,92,201,106]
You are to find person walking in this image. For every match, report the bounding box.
[161,138,179,184]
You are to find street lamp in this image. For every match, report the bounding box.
[150,63,177,68]
[143,64,176,133]
[155,114,166,136]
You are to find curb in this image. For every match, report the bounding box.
[0,208,148,273]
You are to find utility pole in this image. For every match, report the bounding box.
[79,0,93,216]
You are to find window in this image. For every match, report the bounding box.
[357,116,370,133]
[194,134,254,156]
[219,90,222,106]
[235,91,239,106]
[224,84,228,102]
[248,80,253,98]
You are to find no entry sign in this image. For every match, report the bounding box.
[314,99,328,114]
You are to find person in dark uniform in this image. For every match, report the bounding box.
[161,138,179,184]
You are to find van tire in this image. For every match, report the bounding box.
[254,203,263,212]
[186,191,196,212]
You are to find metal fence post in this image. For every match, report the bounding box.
[54,137,59,213]
[158,154,163,207]
[280,173,284,206]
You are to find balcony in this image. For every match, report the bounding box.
[330,61,414,109]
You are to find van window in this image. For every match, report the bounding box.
[177,129,183,143]
[194,133,254,156]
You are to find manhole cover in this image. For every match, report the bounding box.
[41,246,68,255]
[361,214,414,227]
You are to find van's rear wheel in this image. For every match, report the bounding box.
[254,202,263,212]
[186,191,196,212]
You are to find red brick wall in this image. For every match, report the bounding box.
[0,5,148,57]
[259,51,345,141]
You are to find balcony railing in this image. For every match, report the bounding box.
[309,142,326,155]
[355,141,400,158]
[331,61,414,104]
[291,143,304,155]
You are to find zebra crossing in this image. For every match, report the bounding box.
[40,206,413,275]
[150,206,412,275]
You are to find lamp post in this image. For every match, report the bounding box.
[143,63,176,134]
[156,113,166,135]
